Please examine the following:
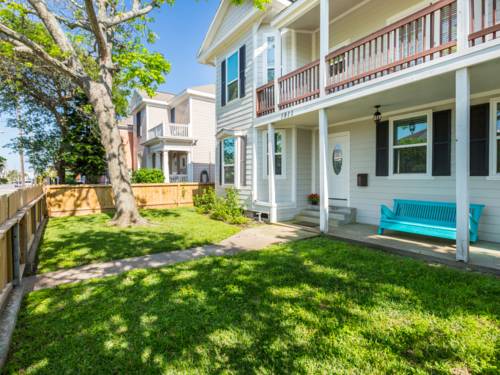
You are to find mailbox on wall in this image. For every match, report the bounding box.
[357,174,368,187]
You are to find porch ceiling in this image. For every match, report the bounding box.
[286,0,353,31]
[272,57,500,128]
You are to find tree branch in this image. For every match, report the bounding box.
[104,1,158,27]
[0,22,83,81]
[84,0,109,62]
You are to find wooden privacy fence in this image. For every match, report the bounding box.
[0,186,46,308]
[45,183,214,217]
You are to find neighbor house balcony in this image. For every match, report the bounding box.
[256,0,500,117]
[147,123,191,140]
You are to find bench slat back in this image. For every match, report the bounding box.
[394,200,457,225]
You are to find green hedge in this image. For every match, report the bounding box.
[131,168,165,184]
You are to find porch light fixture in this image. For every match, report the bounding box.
[373,105,382,125]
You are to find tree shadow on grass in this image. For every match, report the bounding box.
[36,209,238,273]
[6,238,500,374]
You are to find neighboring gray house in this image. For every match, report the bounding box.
[129,85,216,183]
[198,0,500,263]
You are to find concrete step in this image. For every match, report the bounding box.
[295,206,357,227]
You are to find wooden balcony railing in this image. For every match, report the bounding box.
[325,0,457,93]
[278,60,320,110]
[469,0,500,46]
[256,82,275,117]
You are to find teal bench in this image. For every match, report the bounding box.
[378,200,485,243]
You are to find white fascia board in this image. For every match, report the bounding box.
[255,40,500,127]
[216,128,247,139]
[271,0,319,29]
[167,89,215,108]
[130,98,169,114]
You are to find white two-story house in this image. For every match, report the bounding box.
[129,85,216,183]
[198,0,500,265]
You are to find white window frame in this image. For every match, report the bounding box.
[225,49,239,104]
[389,110,433,179]
[264,33,276,84]
[222,137,237,186]
[489,98,500,179]
[263,129,286,180]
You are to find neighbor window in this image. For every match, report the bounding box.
[136,110,142,137]
[266,35,275,82]
[170,108,176,123]
[226,51,239,103]
[392,115,429,175]
[264,131,284,176]
[223,137,235,184]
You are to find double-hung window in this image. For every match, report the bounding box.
[264,130,285,177]
[390,113,431,176]
[223,137,235,185]
[226,51,239,103]
[266,35,275,83]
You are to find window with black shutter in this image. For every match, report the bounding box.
[239,45,246,98]
[376,121,389,176]
[432,110,452,176]
[218,140,223,185]
[221,60,226,107]
[470,103,490,176]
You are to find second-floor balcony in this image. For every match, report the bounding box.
[148,123,191,140]
[256,0,500,118]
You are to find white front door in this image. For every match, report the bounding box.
[328,133,350,206]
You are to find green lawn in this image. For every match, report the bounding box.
[7,237,499,374]
[36,208,241,273]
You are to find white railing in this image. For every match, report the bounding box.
[148,123,191,139]
[169,174,189,183]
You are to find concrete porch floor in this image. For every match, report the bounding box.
[325,224,500,275]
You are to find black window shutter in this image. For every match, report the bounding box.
[136,110,142,137]
[221,60,226,107]
[470,103,490,176]
[376,121,389,176]
[432,110,452,176]
[239,45,246,98]
[240,136,247,186]
[218,141,223,185]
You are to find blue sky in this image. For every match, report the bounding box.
[0,0,219,172]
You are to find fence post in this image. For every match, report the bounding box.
[176,184,181,207]
[11,223,21,286]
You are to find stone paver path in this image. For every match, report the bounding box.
[24,224,316,292]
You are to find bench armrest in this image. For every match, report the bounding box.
[380,205,395,220]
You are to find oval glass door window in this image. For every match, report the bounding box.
[332,145,343,175]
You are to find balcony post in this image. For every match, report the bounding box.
[455,67,470,262]
[163,150,170,183]
[267,123,277,223]
[319,0,330,97]
[319,108,329,233]
[457,0,471,51]
[274,29,282,113]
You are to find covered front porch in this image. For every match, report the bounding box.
[254,56,500,269]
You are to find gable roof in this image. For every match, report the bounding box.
[198,0,291,66]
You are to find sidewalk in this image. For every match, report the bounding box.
[24,224,317,292]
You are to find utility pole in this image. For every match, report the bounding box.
[15,100,25,187]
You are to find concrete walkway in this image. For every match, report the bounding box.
[24,224,316,292]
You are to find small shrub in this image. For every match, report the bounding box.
[131,168,165,184]
[194,187,248,224]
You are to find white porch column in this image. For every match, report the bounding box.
[319,109,330,232]
[291,127,297,205]
[267,124,277,223]
[252,126,258,203]
[455,68,470,262]
[319,0,330,97]
[274,29,282,113]
[163,150,170,183]
[457,0,471,52]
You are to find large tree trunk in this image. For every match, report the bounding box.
[87,81,146,227]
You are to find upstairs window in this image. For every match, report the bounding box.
[226,51,239,103]
[391,114,431,176]
[136,110,142,137]
[223,137,235,185]
[266,35,275,82]
[170,108,176,123]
